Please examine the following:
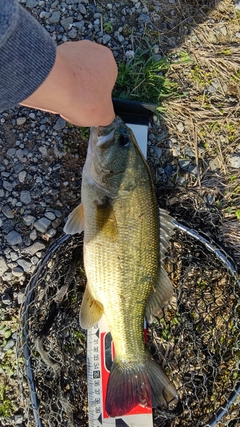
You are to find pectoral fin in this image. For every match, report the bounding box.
[145,266,173,323]
[80,283,104,329]
[64,203,84,235]
[95,196,118,240]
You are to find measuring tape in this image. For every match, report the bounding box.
[87,317,153,427]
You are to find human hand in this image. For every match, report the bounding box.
[20,40,117,127]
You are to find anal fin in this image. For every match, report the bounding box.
[80,283,104,329]
[145,266,173,323]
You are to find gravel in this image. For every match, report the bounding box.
[1,0,240,426]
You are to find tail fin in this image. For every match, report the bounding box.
[106,352,178,417]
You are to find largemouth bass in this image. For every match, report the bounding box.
[64,117,178,416]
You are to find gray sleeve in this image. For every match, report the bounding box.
[0,0,56,112]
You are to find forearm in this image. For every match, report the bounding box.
[0,0,56,112]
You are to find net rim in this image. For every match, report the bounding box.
[20,225,240,427]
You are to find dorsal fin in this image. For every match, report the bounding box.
[159,208,175,258]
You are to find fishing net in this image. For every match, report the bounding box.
[17,222,240,427]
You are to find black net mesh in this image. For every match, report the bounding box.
[17,225,240,427]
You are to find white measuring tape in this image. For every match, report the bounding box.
[86,123,153,426]
[87,317,153,427]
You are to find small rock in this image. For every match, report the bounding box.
[219,25,227,36]
[17,290,26,305]
[73,21,84,30]
[34,217,51,233]
[30,229,37,241]
[151,146,162,158]
[177,122,184,133]
[229,155,240,168]
[52,217,62,228]
[177,175,188,185]
[188,165,199,177]
[48,11,61,24]
[209,157,221,171]
[25,241,45,256]
[102,34,111,44]
[45,211,56,220]
[68,27,77,39]
[18,170,27,183]
[7,230,23,245]
[78,3,87,14]
[16,148,28,162]
[40,11,51,19]
[16,117,26,125]
[17,258,32,273]
[3,271,13,282]
[178,159,191,170]
[38,146,48,156]
[184,147,195,158]
[14,161,25,173]
[20,190,31,205]
[172,144,181,157]
[235,0,240,10]
[3,180,13,192]
[208,84,217,94]
[6,148,16,157]
[1,293,12,306]
[54,117,66,130]
[31,256,40,264]
[164,164,175,176]
[60,16,73,31]
[45,228,57,239]
[10,252,18,261]
[138,13,151,24]
[3,339,15,351]
[23,214,36,226]
[0,257,8,275]
[125,50,135,59]
[14,414,24,425]
[54,209,62,218]
[11,331,18,340]
[2,205,14,219]
[12,267,24,277]
[26,0,37,8]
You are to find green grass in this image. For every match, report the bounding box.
[113,44,184,109]
[0,383,15,417]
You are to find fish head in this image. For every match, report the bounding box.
[84,116,146,195]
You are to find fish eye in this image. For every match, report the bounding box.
[118,134,130,147]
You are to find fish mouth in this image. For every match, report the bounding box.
[96,129,116,148]
[88,117,122,152]
[98,116,123,136]
[94,117,123,149]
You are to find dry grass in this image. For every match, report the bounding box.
[148,0,240,266]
